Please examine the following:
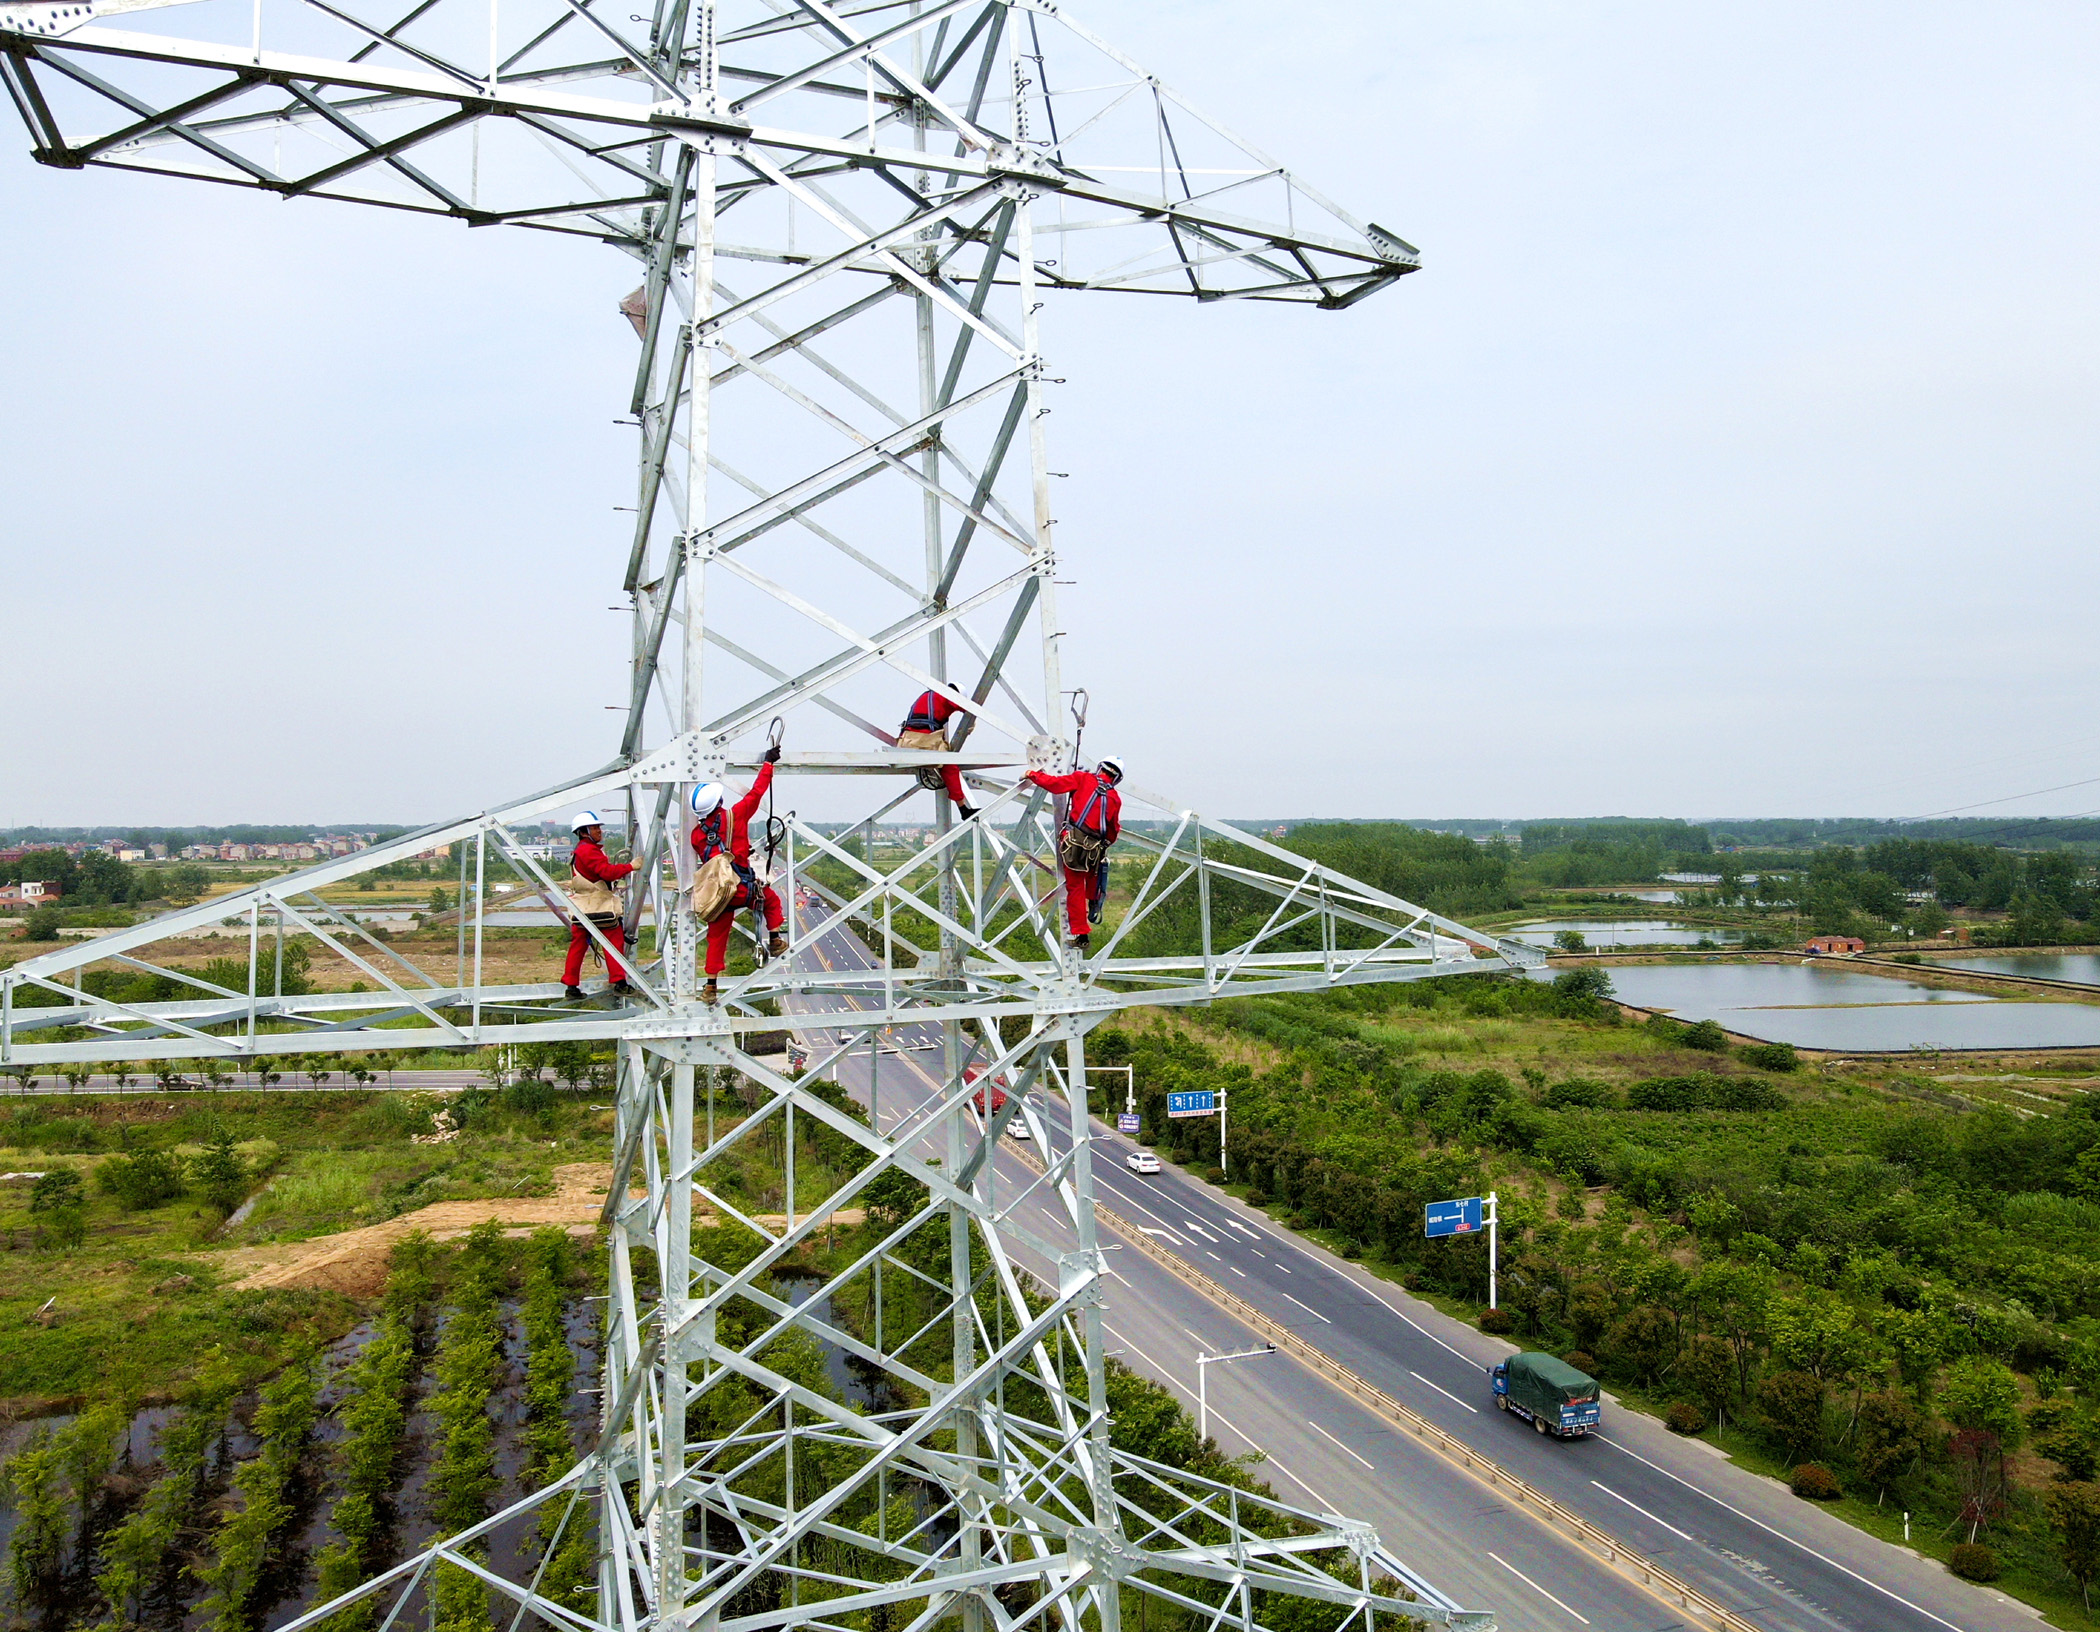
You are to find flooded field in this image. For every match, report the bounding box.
[1558,960,2100,1051]
[1504,919,1746,948]
[1932,951,2100,989]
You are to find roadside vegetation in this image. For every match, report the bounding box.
[1099,967,2100,1626]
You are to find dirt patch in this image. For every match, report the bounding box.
[204,1163,629,1297]
[201,1164,865,1297]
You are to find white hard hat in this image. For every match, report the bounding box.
[690,782,726,818]
[1095,756,1124,783]
[571,810,605,832]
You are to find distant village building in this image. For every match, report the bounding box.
[0,881,60,905]
[1804,935,1866,955]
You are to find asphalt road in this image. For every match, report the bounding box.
[778,889,2038,1632]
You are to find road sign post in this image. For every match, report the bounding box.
[1088,1066,1138,1135]
[1425,1190,1500,1309]
[1165,1086,1228,1174]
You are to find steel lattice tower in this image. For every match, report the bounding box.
[0,3,1528,1629]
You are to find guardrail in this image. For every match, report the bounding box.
[1015,1135,1762,1632]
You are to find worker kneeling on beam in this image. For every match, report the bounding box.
[897,686,977,819]
[562,811,636,1002]
[1027,754,1122,953]
[691,743,788,1006]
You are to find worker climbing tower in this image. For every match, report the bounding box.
[0,3,1530,1628]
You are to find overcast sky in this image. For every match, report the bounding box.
[4,1,2096,828]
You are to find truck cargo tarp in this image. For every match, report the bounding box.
[1506,1353,1599,1415]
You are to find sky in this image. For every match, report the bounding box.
[3,1,2097,828]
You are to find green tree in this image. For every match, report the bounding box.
[1755,1370,1826,1462]
[1907,900,1950,940]
[2044,1483,2100,1612]
[1680,1334,1737,1432]
[1943,1356,2024,1450]
[190,1128,248,1212]
[98,1148,186,1210]
[1856,1391,1925,1502]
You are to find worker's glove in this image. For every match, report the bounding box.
[763,745,782,765]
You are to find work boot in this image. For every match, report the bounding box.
[1067,932,1090,954]
[702,978,720,1006]
[957,803,978,820]
[562,985,585,1002]
[767,931,788,958]
[608,980,634,1000]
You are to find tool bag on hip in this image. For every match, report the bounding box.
[565,868,622,918]
[1056,783,1113,872]
[689,853,741,925]
[898,727,950,790]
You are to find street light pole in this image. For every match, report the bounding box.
[1195,1343,1276,1440]
[1486,1191,1500,1311]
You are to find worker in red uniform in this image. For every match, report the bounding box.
[897,687,977,819]
[1026,755,1122,950]
[562,811,636,1001]
[691,743,788,1005]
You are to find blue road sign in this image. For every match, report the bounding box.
[1425,1195,1484,1238]
[1166,1089,1217,1119]
[1116,1113,1141,1134]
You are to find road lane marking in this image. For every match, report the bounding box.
[1280,1291,1332,1324]
[1590,1436,1966,1632]
[1104,1323,1337,1512]
[1228,1264,1246,1277]
[1205,1250,1222,1262]
[1486,1552,1589,1626]
[1589,1480,1696,1546]
[1408,1371,1479,1414]
[1308,1420,1374,1469]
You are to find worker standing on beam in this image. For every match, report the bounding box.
[691,742,789,1006]
[1027,755,1122,952]
[561,811,636,1002]
[897,686,978,819]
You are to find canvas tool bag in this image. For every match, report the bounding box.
[689,853,741,924]
[565,868,621,918]
[898,727,950,790]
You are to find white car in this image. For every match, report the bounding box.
[1005,1121,1032,1141]
[1125,1150,1161,1174]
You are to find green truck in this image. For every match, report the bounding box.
[1490,1352,1602,1438]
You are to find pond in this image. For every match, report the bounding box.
[1931,952,2100,989]
[1561,961,2100,1051]
[1504,919,1746,948]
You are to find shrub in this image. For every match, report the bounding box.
[1627,1074,1785,1112]
[1542,1077,1615,1110]
[28,1169,82,1213]
[1242,1189,1270,1208]
[1478,1308,1514,1334]
[1202,1166,1227,1186]
[1790,1463,1842,1500]
[1739,1042,1799,1073]
[1665,1402,1708,1435]
[506,1078,558,1115]
[1948,1543,1999,1582]
[1561,1350,1598,1376]
[98,1148,187,1210]
[1682,1019,1731,1053]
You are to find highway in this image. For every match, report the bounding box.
[777,888,2037,1632]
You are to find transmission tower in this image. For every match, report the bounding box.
[0,4,1531,1630]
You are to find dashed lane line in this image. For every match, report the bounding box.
[1308,1420,1375,1470]
[1408,1371,1479,1415]
[1487,1551,1590,1627]
[1280,1290,1333,1324]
